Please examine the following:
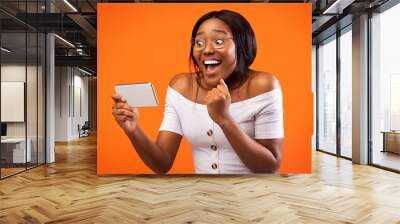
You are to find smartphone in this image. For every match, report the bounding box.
[115,82,159,107]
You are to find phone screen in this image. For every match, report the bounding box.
[115,82,159,107]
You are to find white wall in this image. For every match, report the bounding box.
[72,73,89,138]
[55,67,89,141]
[55,66,70,141]
[1,65,40,138]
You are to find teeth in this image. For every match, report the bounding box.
[204,60,221,65]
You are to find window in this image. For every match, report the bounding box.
[317,35,337,154]
[371,2,400,171]
[339,28,352,158]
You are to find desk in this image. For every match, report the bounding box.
[381,131,400,154]
[1,138,31,163]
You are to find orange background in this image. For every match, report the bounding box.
[97,3,312,174]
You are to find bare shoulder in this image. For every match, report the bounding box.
[168,73,195,98]
[247,71,280,98]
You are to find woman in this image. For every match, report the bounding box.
[112,10,284,174]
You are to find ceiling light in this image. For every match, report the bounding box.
[54,34,75,48]
[63,0,78,12]
[322,0,355,15]
[77,67,93,76]
[1,47,11,53]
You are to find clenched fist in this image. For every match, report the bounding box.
[204,78,233,125]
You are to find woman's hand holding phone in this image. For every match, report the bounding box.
[111,94,139,134]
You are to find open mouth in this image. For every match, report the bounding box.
[203,59,222,74]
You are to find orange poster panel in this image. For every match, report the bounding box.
[98,3,312,174]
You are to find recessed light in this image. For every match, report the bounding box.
[63,0,78,12]
[77,67,93,76]
[322,0,355,15]
[54,34,75,48]
[1,47,11,53]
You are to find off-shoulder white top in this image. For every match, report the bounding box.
[159,86,284,174]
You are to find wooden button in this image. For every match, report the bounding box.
[210,145,217,151]
[211,163,218,169]
[207,129,213,136]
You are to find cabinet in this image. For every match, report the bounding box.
[0,138,32,164]
[382,131,400,154]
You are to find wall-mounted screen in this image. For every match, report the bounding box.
[1,82,25,122]
[98,3,313,174]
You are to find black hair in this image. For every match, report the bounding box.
[190,9,257,89]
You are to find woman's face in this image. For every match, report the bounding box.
[192,18,237,88]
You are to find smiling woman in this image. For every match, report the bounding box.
[111,9,284,174]
[190,10,257,91]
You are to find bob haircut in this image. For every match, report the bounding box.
[190,10,257,89]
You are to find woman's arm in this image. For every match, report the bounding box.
[111,74,192,173]
[205,74,283,173]
[112,94,181,174]
[218,118,283,173]
[127,128,182,174]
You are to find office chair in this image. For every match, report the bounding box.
[79,121,90,138]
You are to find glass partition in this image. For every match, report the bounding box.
[339,27,352,158]
[27,30,38,169]
[371,3,400,171]
[0,1,46,179]
[1,30,28,177]
[38,32,45,165]
[317,35,337,154]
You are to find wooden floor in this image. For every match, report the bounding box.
[0,167,26,178]
[1,135,400,223]
[372,151,400,171]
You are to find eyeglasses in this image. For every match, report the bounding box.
[191,36,234,51]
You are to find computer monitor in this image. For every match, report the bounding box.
[1,123,7,138]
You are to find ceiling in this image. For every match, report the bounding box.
[0,0,97,74]
[0,0,394,75]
